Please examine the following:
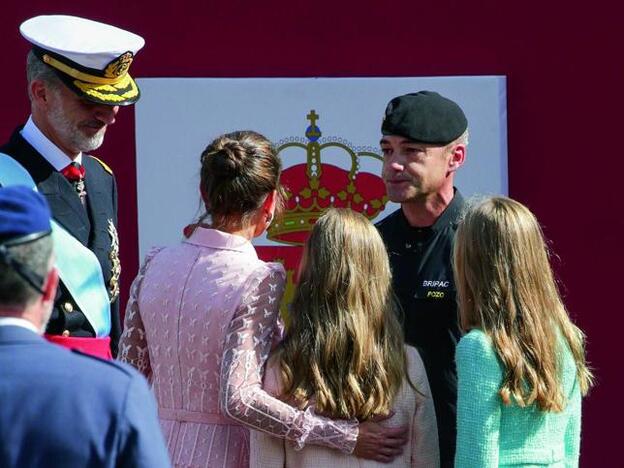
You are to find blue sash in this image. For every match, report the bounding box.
[0,153,111,337]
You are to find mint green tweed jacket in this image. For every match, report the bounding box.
[455,329,581,468]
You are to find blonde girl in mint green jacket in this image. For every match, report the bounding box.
[452,197,594,468]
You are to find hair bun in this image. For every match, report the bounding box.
[211,141,246,178]
[199,130,281,223]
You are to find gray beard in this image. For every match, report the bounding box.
[48,106,105,153]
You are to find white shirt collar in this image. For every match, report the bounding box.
[0,317,41,334]
[20,115,82,171]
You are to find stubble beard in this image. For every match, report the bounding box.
[48,106,105,153]
[384,177,423,204]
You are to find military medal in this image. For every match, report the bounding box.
[107,219,121,303]
[61,162,87,204]
[75,178,87,204]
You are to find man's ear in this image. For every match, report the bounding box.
[42,267,59,305]
[30,80,51,107]
[448,144,466,174]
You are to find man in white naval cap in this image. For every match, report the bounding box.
[0,15,145,359]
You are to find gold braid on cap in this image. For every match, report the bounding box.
[41,52,133,85]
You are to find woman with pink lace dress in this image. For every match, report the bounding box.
[119,131,408,467]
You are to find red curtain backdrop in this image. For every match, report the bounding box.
[1,2,621,465]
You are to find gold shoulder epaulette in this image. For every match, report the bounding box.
[88,155,113,175]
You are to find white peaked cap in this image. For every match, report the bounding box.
[20,15,144,71]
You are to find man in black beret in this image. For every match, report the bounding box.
[376,91,468,467]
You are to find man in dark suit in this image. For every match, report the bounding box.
[0,185,170,468]
[0,15,145,358]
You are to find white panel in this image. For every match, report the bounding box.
[135,77,507,258]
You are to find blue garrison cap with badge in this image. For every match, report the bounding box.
[0,186,53,294]
[382,91,468,145]
[20,15,145,106]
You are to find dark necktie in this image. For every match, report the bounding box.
[61,162,87,205]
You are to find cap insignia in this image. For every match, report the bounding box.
[104,52,134,79]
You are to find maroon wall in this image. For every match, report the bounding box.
[1,1,620,465]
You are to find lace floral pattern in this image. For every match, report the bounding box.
[118,246,163,381]
[118,228,358,467]
[220,268,358,453]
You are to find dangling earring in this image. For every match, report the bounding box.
[265,212,273,226]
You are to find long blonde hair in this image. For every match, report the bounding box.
[277,208,409,421]
[453,196,593,411]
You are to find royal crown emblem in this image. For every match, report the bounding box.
[267,110,389,245]
[257,110,389,320]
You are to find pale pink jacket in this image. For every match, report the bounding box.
[119,228,357,468]
[250,346,440,468]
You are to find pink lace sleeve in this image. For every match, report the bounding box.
[118,247,163,381]
[220,263,359,454]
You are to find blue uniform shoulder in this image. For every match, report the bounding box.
[70,349,139,379]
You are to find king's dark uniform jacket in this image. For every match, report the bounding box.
[0,127,121,355]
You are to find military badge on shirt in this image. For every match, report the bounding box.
[415,278,454,300]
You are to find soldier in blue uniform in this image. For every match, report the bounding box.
[0,15,145,358]
[376,91,469,467]
[0,185,170,468]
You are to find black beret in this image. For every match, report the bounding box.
[381,91,467,145]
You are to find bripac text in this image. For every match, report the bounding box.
[422,280,450,288]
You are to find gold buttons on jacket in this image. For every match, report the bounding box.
[61,330,70,337]
[63,302,74,313]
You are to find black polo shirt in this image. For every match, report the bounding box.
[376,190,464,467]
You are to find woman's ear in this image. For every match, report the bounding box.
[262,189,277,217]
[252,190,278,238]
